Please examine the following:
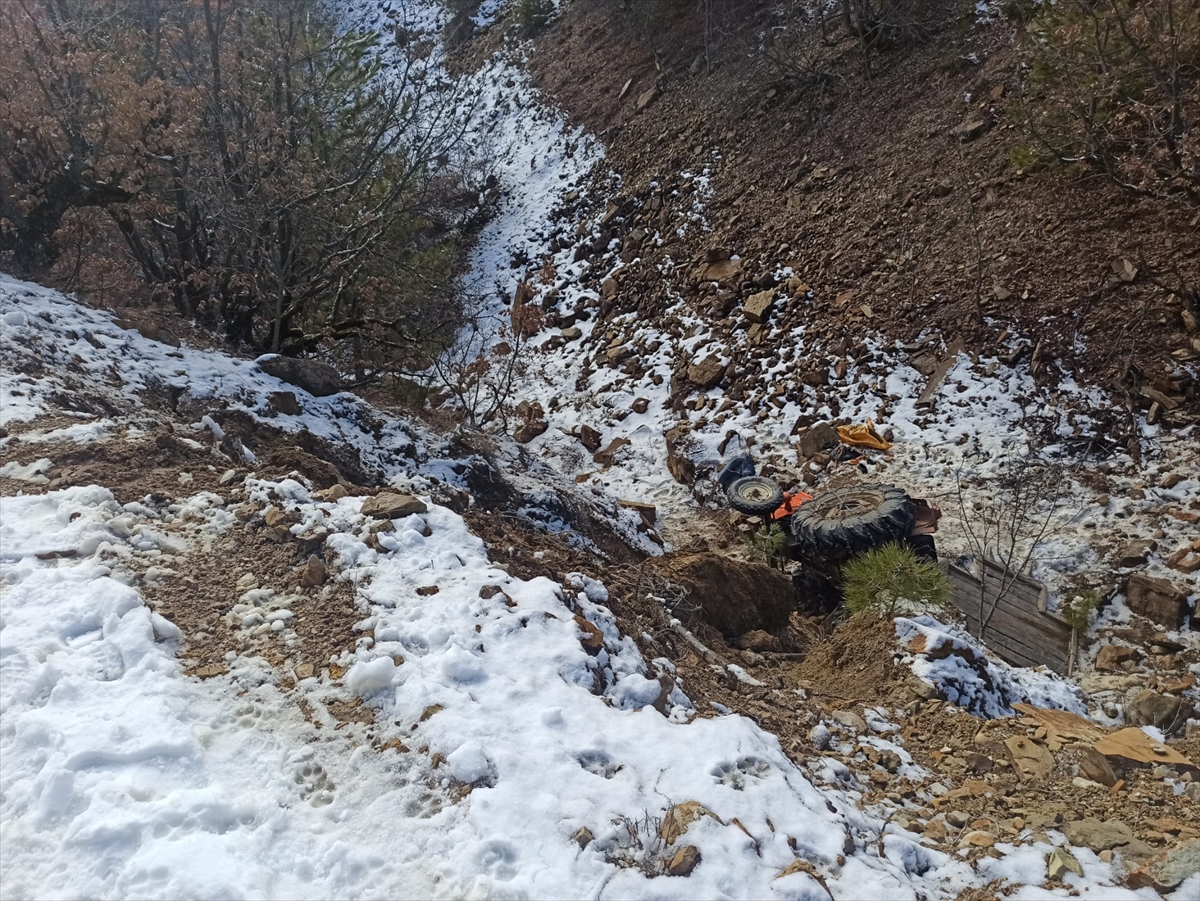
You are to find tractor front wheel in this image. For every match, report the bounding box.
[726,476,785,516]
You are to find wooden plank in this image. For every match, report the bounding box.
[954,593,1071,644]
[954,616,1069,671]
[946,564,1071,672]
[957,614,1070,672]
[957,603,1072,650]
[972,585,1073,637]
[916,339,966,408]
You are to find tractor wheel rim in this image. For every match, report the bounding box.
[817,488,886,521]
[740,484,775,502]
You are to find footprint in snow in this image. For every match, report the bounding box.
[711,756,771,790]
[576,750,621,779]
[401,790,443,819]
[294,762,336,807]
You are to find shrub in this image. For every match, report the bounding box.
[744,522,789,570]
[0,0,475,370]
[1058,590,1101,634]
[1017,0,1200,207]
[842,543,950,618]
[514,0,555,33]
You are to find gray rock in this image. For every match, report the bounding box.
[1129,689,1189,734]
[1047,847,1084,881]
[945,810,970,829]
[1063,817,1138,852]
[257,355,342,397]
[1126,840,1200,892]
[798,422,839,458]
[809,724,832,751]
[951,119,989,142]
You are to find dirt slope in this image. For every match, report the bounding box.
[526,0,1199,404]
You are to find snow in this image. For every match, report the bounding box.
[1,274,1154,900]
[895,616,1087,717]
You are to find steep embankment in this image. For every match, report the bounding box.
[4,272,1197,900]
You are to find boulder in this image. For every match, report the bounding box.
[1126,840,1200,893]
[513,420,549,444]
[265,446,345,490]
[1079,747,1120,787]
[299,554,326,588]
[687,356,726,390]
[1063,818,1141,852]
[361,492,427,519]
[832,710,867,732]
[1095,644,1141,672]
[1128,689,1190,734]
[1004,736,1054,782]
[798,422,839,458]
[1125,573,1188,629]
[743,289,776,324]
[256,355,342,397]
[1091,726,1197,772]
[578,424,602,453]
[1117,539,1156,567]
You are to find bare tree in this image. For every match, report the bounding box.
[954,444,1071,639]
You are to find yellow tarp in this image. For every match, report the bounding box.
[837,420,892,451]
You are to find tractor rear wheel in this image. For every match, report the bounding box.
[790,484,914,562]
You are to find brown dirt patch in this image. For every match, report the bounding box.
[650,552,796,640]
[794,611,908,704]
[140,514,364,681]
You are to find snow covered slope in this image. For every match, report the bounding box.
[1,275,1170,900]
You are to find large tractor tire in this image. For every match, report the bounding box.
[793,566,842,617]
[726,476,785,516]
[790,484,914,563]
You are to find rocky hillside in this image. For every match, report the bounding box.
[2,0,1199,899]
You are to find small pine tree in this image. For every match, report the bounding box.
[744,522,788,570]
[842,543,950,619]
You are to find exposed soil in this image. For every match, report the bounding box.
[524,0,1199,406]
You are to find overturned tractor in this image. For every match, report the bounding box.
[718,454,940,616]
